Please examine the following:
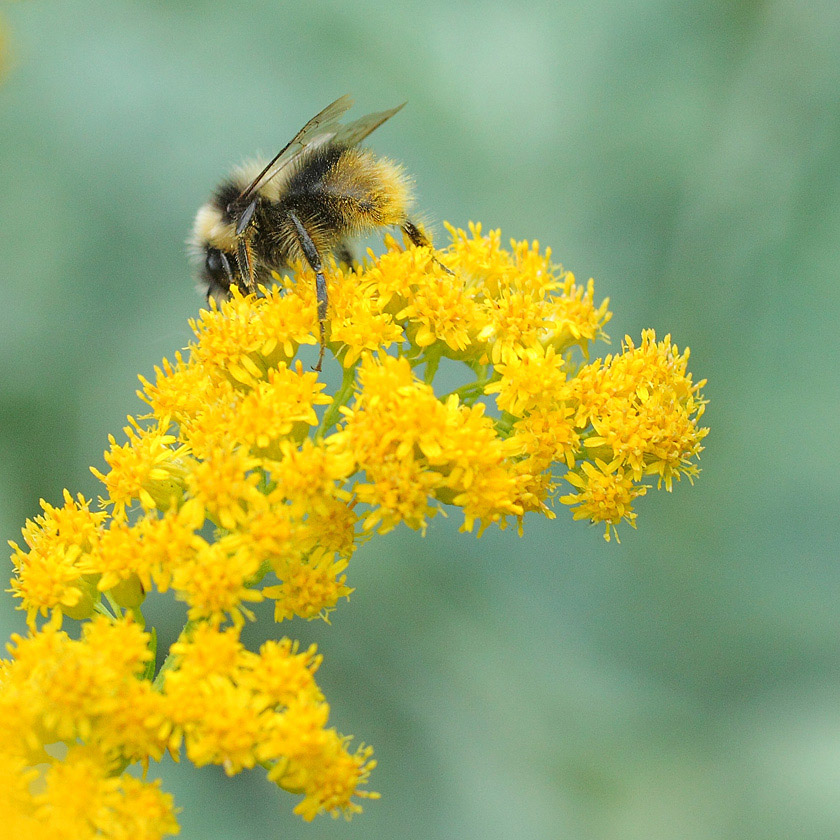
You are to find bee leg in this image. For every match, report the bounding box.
[235,238,256,294]
[401,220,430,248]
[289,211,328,371]
[402,220,454,275]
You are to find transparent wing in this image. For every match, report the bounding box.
[330,102,406,147]
[236,96,405,205]
[237,94,355,204]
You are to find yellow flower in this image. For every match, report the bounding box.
[171,536,263,626]
[573,330,708,489]
[290,733,378,822]
[263,549,353,622]
[235,361,331,449]
[177,675,269,773]
[9,540,88,626]
[137,350,216,425]
[320,262,404,366]
[441,222,613,364]
[263,702,378,821]
[2,222,708,832]
[508,405,580,474]
[18,490,105,552]
[241,638,323,708]
[101,774,180,840]
[91,418,189,518]
[561,458,648,542]
[80,518,145,595]
[430,395,525,534]
[179,361,331,458]
[8,491,106,626]
[330,353,445,532]
[189,285,315,378]
[546,274,611,355]
[166,622,245,680]
[29,744,178,840]
[0,749,44,839]
[131,498,206,593]
[395,261,485,353]
[0,619,176,838]
[159,624,371,817]
[183,445,261,530]
[4,619,155,745]
[445,222,514,289]
[355,238,435,315]
[486,344,569,417]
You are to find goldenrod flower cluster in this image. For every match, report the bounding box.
[3,223,707,837]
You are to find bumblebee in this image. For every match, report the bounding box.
[190,95,436,368]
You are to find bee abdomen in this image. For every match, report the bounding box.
[282,146,412,239]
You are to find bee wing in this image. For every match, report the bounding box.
[236,97,406,206]
[330,102,406,147]
[237,94,355,204]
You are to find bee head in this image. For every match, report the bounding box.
[202,246,237,300]
[189,199,241,301]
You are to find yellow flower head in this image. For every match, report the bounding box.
[3,223,708,833]
[561,458,649,542]
[573,330,708,489]
[91,418,189,518]
[8,492,106,626]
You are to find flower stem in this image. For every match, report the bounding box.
[152,620,197,691]
[423,347,443,385]
[316,362,358,439]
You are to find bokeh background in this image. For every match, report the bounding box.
[2,1,839,837]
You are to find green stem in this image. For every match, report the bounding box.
[103,591,123,617]
[316,362,358,440]
[439,363,494,405]
[442,379,489,404]
[93,600,115,618]
[494,412,517,435]
[143,627,158,681]
[152,619,198,691]
[423,347,443,385]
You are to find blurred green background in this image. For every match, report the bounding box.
[2,1,839,837]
